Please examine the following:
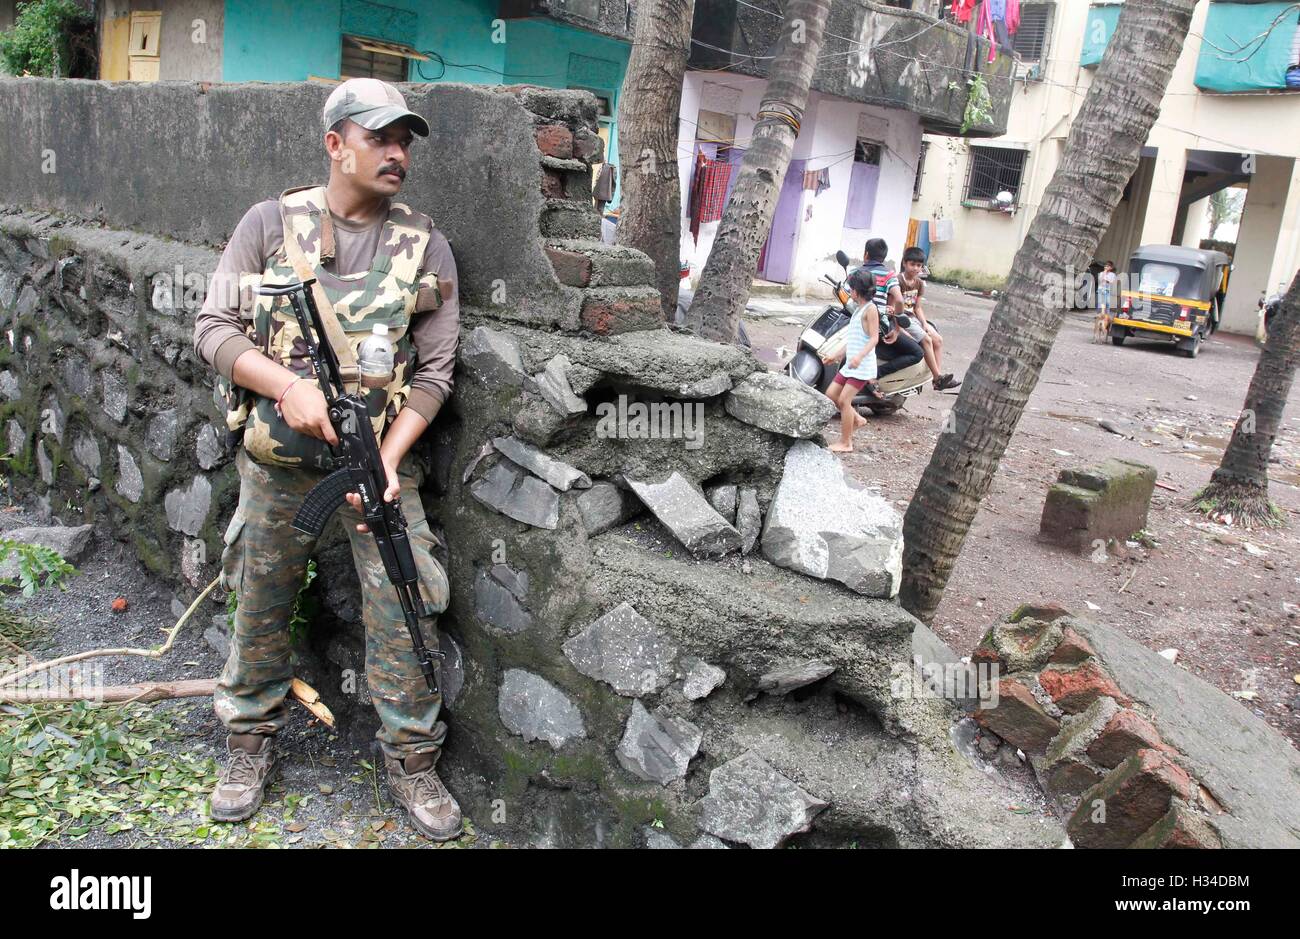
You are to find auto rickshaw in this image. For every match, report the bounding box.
[1109,245,1231,358]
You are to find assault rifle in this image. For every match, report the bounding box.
[257,280,443,694]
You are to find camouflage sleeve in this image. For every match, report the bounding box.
[404,229,460,424]
[193,201,280,380]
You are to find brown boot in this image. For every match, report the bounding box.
[209,734,275,822]
[384,752,463,842]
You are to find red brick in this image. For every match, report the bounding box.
[1130,803,1222,849]
[1086,708,1168,768]
[541,167,566,199]
[1008,603,1072,624]
[545,247,592,287]
[1068,748,1193,848]
[973,678,1060,753]
[1049,627,1095,666]
[580,292,663,335]
[535,124,573,159]
[1039,660,1131,714]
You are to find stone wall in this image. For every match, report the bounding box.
[0,78,1060,848]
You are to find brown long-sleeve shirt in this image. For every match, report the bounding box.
[193,199,459,424]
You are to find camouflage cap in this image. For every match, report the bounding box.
[323,78,429,137]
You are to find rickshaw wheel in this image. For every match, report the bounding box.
[1110,333,1125,346]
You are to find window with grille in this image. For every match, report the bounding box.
[341,34,409,82]
[963,146,1028,207]
[855,139,881,164]
[913,141,929,200]
[1013,3,1054,67]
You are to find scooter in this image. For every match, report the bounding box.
[785,250,931,415]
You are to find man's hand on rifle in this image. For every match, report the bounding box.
[280,380,340,446]
[344,458,401,533]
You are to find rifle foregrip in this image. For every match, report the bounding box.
[292,468,354,535]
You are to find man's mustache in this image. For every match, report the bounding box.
[378,163,406,179]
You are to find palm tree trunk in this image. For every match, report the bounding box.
[689,0,832,343]
[899,0,1198,624]
[1192,269,1300,526]
[616,0,695,319]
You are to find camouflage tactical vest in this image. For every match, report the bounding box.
[224,186,441,471]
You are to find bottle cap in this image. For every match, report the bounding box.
[371,323,389,337]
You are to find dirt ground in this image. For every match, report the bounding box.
[747,284,1300,748]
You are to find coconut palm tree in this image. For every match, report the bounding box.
[689,0,832,343]
[900,0,1199,623]
[1192,270,1299,526]
[616,0,696,319]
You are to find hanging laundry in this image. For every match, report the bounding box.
[949,0,976,25]
[1006,0,1020,34]
[688,152,733,242]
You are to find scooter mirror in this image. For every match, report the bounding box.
[835,250,850,270]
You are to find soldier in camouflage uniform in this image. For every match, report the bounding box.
[192,79,462,840]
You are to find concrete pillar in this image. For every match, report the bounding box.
[1223,156,1295,334]
[1265,158,1300,301]
[1138,148,1188,246]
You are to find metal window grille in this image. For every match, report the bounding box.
[341,35,408,82]
[1013,4,1054,64]
[855,139,882,165]
[963,146,1028,205]
[913,140,929,200]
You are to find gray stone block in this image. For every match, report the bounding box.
[461,326,528,387]
[492,435,590,491]
[498,668,585,748]
[146,409,179,462]
[469,456,561,529]
[576,480,640,536]
[756,660,836,696]
[535,354,587,417]
[473,563,533,634]
[761,441,903,598]
[724,369,836,439]
[735,487,762,555]
[681,656,726,701]
[628,472,741,558]
[562,601,678,697]
[102,371,128,423]
[115,445,143,503]
[72,435,101,475]
[616,700,702,786]
[698,751,829,849]
[164,475,211,536]
[196,424,224,470]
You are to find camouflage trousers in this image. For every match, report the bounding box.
[214,447,450,760]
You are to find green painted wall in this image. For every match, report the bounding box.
[222,0,505,83]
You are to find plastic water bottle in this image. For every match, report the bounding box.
[358,323,394,389]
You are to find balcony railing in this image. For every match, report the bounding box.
[522,0,1014,136]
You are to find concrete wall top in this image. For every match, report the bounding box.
[0,77,568,311]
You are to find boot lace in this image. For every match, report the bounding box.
[407,766,449,805]
[221,749,263,788]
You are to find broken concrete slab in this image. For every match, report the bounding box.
[469,456,561,529]
[497,668,585,748]
[615,700,703,786]
[491,435,590,492]
[627,472,741,558]
[760,441,903,597]
[697,751,829,849]
[562,601,678,697]
[724,369,837,439]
